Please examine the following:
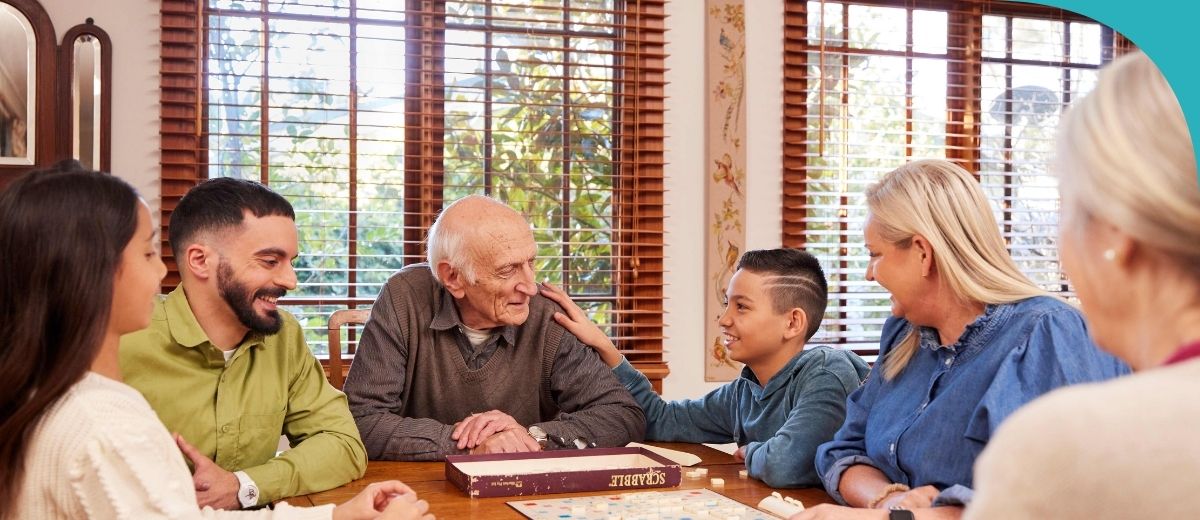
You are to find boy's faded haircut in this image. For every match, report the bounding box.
[735,248,828,341]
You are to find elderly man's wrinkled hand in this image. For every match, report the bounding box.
[452,410,525,449]
[469,429,542,455]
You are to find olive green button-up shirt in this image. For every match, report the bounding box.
[119,286,366,503]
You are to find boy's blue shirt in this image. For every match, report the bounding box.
[612,346,869,488]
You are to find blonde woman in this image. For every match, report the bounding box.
[967,51,1200,519]
[794,160,1128,520]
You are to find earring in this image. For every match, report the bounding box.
[1103,249,1116,261]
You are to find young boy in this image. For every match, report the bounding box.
[542,248,868,488]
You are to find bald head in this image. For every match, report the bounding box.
[442,195,525,227]
[427,195,531,285]
[426,196,540,328]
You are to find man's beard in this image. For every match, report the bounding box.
[218,260,286,334]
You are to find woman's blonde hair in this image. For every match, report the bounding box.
[867,159,1047,379]
[1056,51,1200,281]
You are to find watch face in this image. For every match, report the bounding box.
[237,479,259,508]
[889,509,915,520]
[527,426,549,448]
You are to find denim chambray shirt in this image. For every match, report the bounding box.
[815,296,1129,506]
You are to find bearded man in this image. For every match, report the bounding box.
[120,177,365,510]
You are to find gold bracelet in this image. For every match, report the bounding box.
[866,483,911,509]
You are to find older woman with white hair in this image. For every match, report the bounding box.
[966,51,1200,519]
[793,159,1128,520]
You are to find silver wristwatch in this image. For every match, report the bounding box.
[527,425,549,449]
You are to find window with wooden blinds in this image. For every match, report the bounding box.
[782,0,1133,359]
[160,0,667,387]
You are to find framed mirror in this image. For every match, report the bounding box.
[59,19,111,172]
[0,3,36,165]
[0,0,55,186]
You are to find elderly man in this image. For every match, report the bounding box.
[344,195,645,460]
[120,178,366,509]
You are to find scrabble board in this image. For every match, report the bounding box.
[507,488,780,520]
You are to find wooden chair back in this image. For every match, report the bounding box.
[326,308,370,390]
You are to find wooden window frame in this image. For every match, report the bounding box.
[782,0,1135,358]
[159,0,668,390]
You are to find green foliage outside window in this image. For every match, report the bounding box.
[206,1,620,354]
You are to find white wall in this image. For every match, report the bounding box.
[39,0,161,211]
[660,0,784,400]
[660,0,709,400]
[34,0,787,401]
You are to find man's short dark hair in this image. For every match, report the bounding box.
[169,177,295,254]
[736,248,828,341]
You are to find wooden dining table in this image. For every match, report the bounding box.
[295,443,836,518]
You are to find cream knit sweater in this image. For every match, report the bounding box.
[14,372,334,519]
[967,359,1200,519]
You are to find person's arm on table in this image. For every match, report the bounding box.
[344,283,463,461]
[742,358,860,488]
[449,409,541,453]
[170,339,367,507]
[75,420,427,519]
[612,358,736,443]
[457,282,645,450]
[817,319,923,506]
[449,357,716,453]
[815,371,888,506]
[534,333,646,447]
[819,398,954,513]
[789,504,962,520]
[467,427,542,454]
[239,349,367,503]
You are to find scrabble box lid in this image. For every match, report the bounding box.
[445,447,682,498]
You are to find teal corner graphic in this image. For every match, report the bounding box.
[1017,1,1200,185]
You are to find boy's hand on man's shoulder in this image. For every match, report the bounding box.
[539,281,622,368]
